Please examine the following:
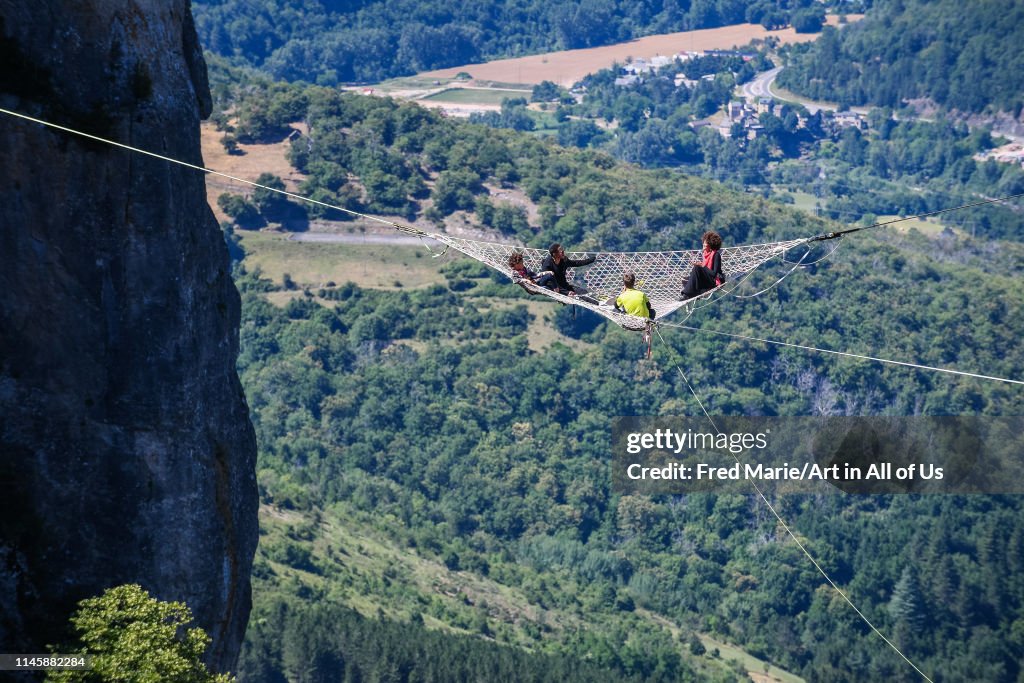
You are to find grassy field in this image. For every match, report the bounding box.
[698,634,806,683]
[200,121,308,223]
[257,502,797,682]
[237,231,444,290]
[526,108,562,136]
[779,189,820,215]
[872,214,948,235]
[375,76,464,90]
[421,87,531,105]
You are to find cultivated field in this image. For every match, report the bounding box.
[419,16,862,87]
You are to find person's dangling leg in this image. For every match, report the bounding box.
[681,265,699,298]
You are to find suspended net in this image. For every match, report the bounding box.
[412,231,811,330]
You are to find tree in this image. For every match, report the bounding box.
[432,169,483,215]
[48,584,231,683]
[792,7,825,34]
[252,173,290,220]
[220,134,241,155]
[532,81,562,103]
[491,203,530,236]
[217,193,262,229]
[761,10,788,30]
[557,120,603,148]
[888,567,927,650]
[613,94,651,132]
[500,98,535,131]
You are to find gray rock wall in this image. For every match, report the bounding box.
[0,0,257,672]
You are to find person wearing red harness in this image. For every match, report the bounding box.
[681,231,725,300]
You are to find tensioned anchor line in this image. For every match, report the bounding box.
[4,104,1023,387]
[650,326,935,683]
[0,107,830,328]
[5,105,1024,247]
[0,106,431,239]
[4,105,1019,385]
[808,190,1024,242]
[656,322,1024,386]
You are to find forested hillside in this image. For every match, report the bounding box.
[211,79,828,248]
[207,70,1024,680]
[211,76,1024,246]
[778,0,1024,115]
[192,4,1024,678]
[240,598,673,682]
[233,243,1024,681]
[192,0,849,84]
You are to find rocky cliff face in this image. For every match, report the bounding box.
[0,1,257,672]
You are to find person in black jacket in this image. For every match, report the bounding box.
[681,231,725,300]
[541,243,596,296]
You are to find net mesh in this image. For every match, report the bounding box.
[422,233,809,330]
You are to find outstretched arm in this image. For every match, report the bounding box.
[565,254,596,267]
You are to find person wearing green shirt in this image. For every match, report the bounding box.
[615,272,655,319]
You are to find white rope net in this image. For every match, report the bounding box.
[421,233,810,330]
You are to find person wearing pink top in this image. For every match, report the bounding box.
[681,231,725,300]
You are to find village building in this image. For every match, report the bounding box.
[975,143,1024,168]
[832,111,866,130]
[622,59,655,75]
[757,97,776,115]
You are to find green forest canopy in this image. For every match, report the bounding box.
[195,20,1024,680]
[233,237,1024,681]
[217,77,1024,683]
[778,0,1024,115]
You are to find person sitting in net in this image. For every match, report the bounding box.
[508,252,554,291]
[681,230,725,300]
[541,242,596,297]
[615,271,655,320]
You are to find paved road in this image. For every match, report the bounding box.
[740,65,867,115]
[742,66,783,102]
[741,67,1021,143]
[287,232,439,246]
[286,230,523,247]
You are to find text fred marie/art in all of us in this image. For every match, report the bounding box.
[623,428,944,482]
